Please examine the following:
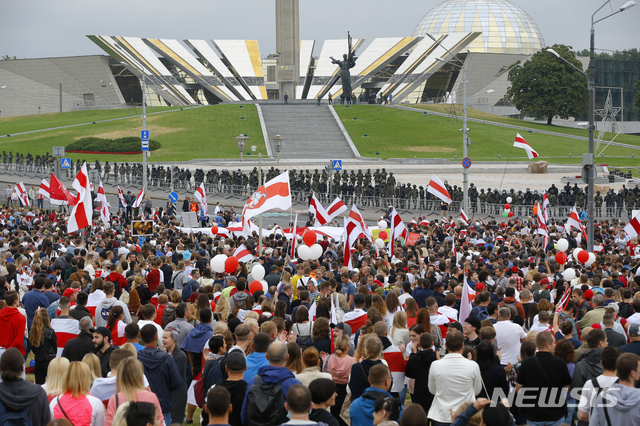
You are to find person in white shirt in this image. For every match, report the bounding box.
[398,282,414,307]
[529,310,553,333]
[438,294,459,322]
[577,345,620,423]
[493,307,526,366]
[428,330,482,424]
[136,304,164,348]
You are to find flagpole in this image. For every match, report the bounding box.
[498,144,515,192]
[258,153,262,256]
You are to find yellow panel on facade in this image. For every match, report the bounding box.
[360,38,417,76]
[116,37,160,75]
[245,40,264,77]
[147,39,201,76]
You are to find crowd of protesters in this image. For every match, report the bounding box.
[1,199,640,426]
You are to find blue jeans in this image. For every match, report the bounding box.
[163,412,171,426]
[527,419,565,426]
[398,384,407,404]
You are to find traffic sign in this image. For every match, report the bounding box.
[142,141,149,152]
[168,192,179,203]
[333,160,342,171]
[141,130,149,141]
[60,158,71,169]
[462,157,472,169]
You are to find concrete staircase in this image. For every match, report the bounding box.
[259,104,356,160]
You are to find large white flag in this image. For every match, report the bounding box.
[68,163,93,233]
[513,133,539,159]
[459,274,476,324]
[194,183,208,215]
[427,174,452,204]
[242,171,291,233]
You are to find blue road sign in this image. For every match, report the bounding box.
[333,160,342,171]
[462,157,472,169]
[60,158,71,169]
[141,130,149,141]
[168,192,179,203]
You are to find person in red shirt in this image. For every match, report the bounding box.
[155,294,168,326]
[0,292,26,355]
[146,260,162,293]
[105,264,128,298]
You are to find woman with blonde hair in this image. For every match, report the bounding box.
[325,334,356,422]
[82,353,102,382]
[105,358,164,426]
[389,311,410,349]
[295,347,332,387]
[214,296,231,322]
[29,308,57,384]
[43,357,71,402]
[49,361,105,426]
[371,294,388,318]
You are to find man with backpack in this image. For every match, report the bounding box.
[240,341,301,426]
[171,262,189,292]
[576,346,620,425]
[469,291,490,320]
[201,350,247,426]
[104,264,128,299]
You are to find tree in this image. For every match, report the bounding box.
[635,78,640,111]
[507,44,588,125]
[1,55,16,60]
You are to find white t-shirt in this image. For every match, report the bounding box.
[493,320,526,365]
[577,374,619,414]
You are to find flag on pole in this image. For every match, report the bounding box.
[348,205,372,242]
[291,213,298,259]
[427,174,452,204]
[194,183,208,216]
[233,244,255,263]
[542,191,550,224]
[326,197,347,219]
[308,301,317,322]
[459,274,476,324]
[96,181,107,204]
[536,202,549,248]
[49,173,74,205]
[513,133,539,159]
[117,186,128,207]
[566,207,587,242]
[556,288,572,313]
[39,179,50,199]
[16,182,29,207]
[460,209,470,225]
[96,181,110,227]
[242,171,291,233]
[68,162,93,233]
[132,188,144,208]
[625,211,640,238]
[309,193,330,226]
[342,216,361,269]
[387,207,407,256]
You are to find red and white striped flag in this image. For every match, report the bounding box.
[625,211,640,238]
[348,205,372,242]
[117,186,128,207]
[460,209,470,225]
[427,174,452,204]
[342,216,361,269]
[97,180,110,228]
[51,316,80,357]
[16,182,29,207]
[594,244,604,253]
[387,207,407,256]
[242,171,291,233]
[343,309,367,335]
[459,274,476,324]
[566,207,587,242]
[194,183,208,215]
[132,188,144,208]
[556,288,572,313]
[96,180,107,205]
[290,213,298,259]
[49,173,75,206]
[513,133,539,159]
[542,190,549,224]
[383,345,406,393]
[536,202,549,248]
[326,197,347,219]
[68,162,93,233]
[39,178,50,199]
[308,300,317,322]
[233,244,255,263]
[309,192,330,226]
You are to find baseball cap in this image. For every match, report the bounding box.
[630,324,640,336]
[464,316,482,331]
[63,288,80,298]
[94,327,112,339]
[475,283,485,291]
[228,276,237,283]
[226,351,246,371]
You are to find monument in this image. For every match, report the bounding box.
[276,0,300,100]
[330,33,357,103]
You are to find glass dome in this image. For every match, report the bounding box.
[413,0,545,54]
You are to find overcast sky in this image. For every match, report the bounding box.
[1,0,638,60]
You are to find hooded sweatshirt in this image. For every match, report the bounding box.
[0,307,26,354]
[94,297,131,328]
[0,378,51,426]
[230,291,249,310]
[137,347,182,414]
[349,387,403,426]
[590,385,640,425]
[573,347,604,389]
[326,355,356,384]
[240,365,301,426]
[244,352,269,382]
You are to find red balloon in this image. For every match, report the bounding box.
[508,212,514,217]
[555,252,567,265]
[303,230,317,246]
[379,231,388,240]
[211,226,218,235]
[577,250,590,263]
[249,280,263,294]
[224,256,239,274]
[504,203,511,210]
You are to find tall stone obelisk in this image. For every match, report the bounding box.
[275,0,299,100]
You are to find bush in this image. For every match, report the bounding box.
[67,136,160,153]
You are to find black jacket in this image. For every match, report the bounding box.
[97,345,115,377]
[32,328,57,362]
[348,359,384,400]
[170,347,188,424]
[310,408,339,426]
[0,379,50,426]
[405,349,437,412]
[61,331,96,362]
[137,347,182,414]
[278,292,291,314]
[69,305,92,321]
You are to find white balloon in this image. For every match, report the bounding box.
[557,238,569,252]
[210,254,227,273]
[309,244,323,260]
[260,280,269,292]
[375,238,385,248]
[563,268,576,281]
[586,252,596,266]
[297,245,311,261]
[378,220,387,230]
[572,248,583,259]
[251,264,265,281]
[506,197,513,203]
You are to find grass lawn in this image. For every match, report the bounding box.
[0,105,266,162]
[335,105,640,168]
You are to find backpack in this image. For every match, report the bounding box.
[618,302,634,318]
[0,400,33,426]
[246,375,288,426]
[182,281,193,302]
[197,355,227,407]
[293,321,313,348]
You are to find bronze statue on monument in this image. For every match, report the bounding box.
[330,32,357,103]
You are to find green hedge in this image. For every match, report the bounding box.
[67,136,160,153]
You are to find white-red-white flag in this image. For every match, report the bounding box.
[542,190,549,224]
[39,178,50,199]
[625,212,640,238]
[556,288,572,313]
[309,193,330,226]
[342,216,361,269]
[233,244,255,263]
[49,173,75,206]
[68,162,93,233]
[242,171,291,233]
[291,212,298,259]
[117,186,127,207]
[536,202,549,248]
[326,197,347,220]
[427,174,452,204]
[132,188,144,208]
[348,205,372,242]
[194,183,208,216]
[460,209,470,225]
[99,201,111,228]
[566,207,587,242]
[459,274,476,324]
[96,180,107,205]
[513,133,539,159]
[16,182,29,207]
[387,207,407,256]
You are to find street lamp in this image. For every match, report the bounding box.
[235,134,250,161]
[546,0,635,252]
[270,134,285,162]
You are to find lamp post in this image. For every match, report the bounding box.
[235,134,250,162]
[270,134,285,162]
[547,0,634,252]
